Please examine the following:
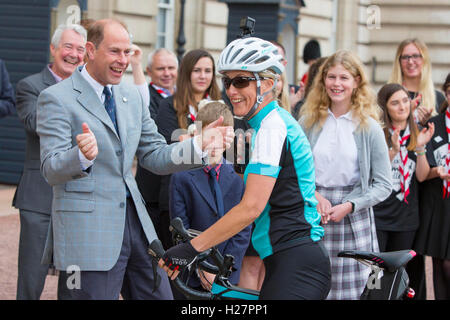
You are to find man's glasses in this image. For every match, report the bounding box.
[399,54,422,62]
[222,76,269,90]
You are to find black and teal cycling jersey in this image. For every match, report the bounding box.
[244,100,323,259]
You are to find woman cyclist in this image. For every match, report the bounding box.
[158,37,331,300]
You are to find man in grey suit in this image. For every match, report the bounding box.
[13,24,87,300]
[36,19,232,300]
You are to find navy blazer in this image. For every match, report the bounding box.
[169,163,251,286]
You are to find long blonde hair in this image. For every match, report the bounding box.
[388,38,437,116]
[277,72,291,113]
[299,50,379,131]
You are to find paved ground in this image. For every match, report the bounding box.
[0,184,57,300]
[0,183,435,300]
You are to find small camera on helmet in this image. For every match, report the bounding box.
[239,16,255,38]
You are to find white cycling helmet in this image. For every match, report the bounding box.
[218,37,285,121]
[217,37,285,75]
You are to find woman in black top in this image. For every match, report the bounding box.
[374,83,434,252]
[414,73,450,299]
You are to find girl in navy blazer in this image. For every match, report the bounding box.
[169,101,251,293]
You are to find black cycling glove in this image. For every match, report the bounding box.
[162,241,200,272]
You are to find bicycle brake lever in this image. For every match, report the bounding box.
[170,217,193,241]
[148,239,165,259]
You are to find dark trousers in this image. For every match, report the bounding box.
[16,209,70,300]
[376,230,416,252]
[147,203,173,251]
[260,241,331,300]
[68,198,174,300]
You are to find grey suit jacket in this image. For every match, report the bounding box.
[36,67,202,271]
[13,67,56,214]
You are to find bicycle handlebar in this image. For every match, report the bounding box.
[148,218,253,300]
[148,239,213,300]
[169,218,221,275]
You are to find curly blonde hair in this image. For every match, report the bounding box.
[299,50,380,131]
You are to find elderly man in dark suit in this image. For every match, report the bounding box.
[13,24,87,300]
[36,18,233,300]
[145,48,178,119]
[135,48,178,250]
[0,59,15,118]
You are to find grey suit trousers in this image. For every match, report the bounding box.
[67,198,174,300]
[16,209,70,300]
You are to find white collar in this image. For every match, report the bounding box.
[327,108,353,121]
[80,65,113,102]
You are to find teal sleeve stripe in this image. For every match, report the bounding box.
[246,163,281,178]
[278,108,324,241]
[252,205,273,259]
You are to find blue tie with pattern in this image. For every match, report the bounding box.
[208,167,224,217]
[103,86,118,133]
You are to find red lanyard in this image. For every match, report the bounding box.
[392,126,411,203]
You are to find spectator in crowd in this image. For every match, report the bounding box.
[299,50,392,299]
[12,24,87,300]
[145,48,178,119]
[35,18,233,300]
[169,100,251,294]
[413,72,450,300]
[389,38,445,300]
[373,83,434,254]
[129,43,150,108]
[276,72,292,114]
[300,39,321,86]
[135,49,178,241]
[389,38,445,125]
[291,56,327,120]
[269,40,304,113]
[0,58,15,118]
[154,49,221,250]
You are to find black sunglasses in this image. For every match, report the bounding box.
[222,76,269,90]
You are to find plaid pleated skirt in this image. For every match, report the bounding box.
[317,185,379,300]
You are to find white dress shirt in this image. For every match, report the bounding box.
[77,66,112,169]
[313,109,360,187]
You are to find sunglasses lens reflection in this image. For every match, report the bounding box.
[223,77,252,89]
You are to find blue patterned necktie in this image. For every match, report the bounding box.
[208,167,224,217]
[103,86,118,133]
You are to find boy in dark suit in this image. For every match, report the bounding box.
[169,100,251,293]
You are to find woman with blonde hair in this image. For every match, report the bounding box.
[299,50,392,299]
[275,72,291,113]
[389,38,445,125]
